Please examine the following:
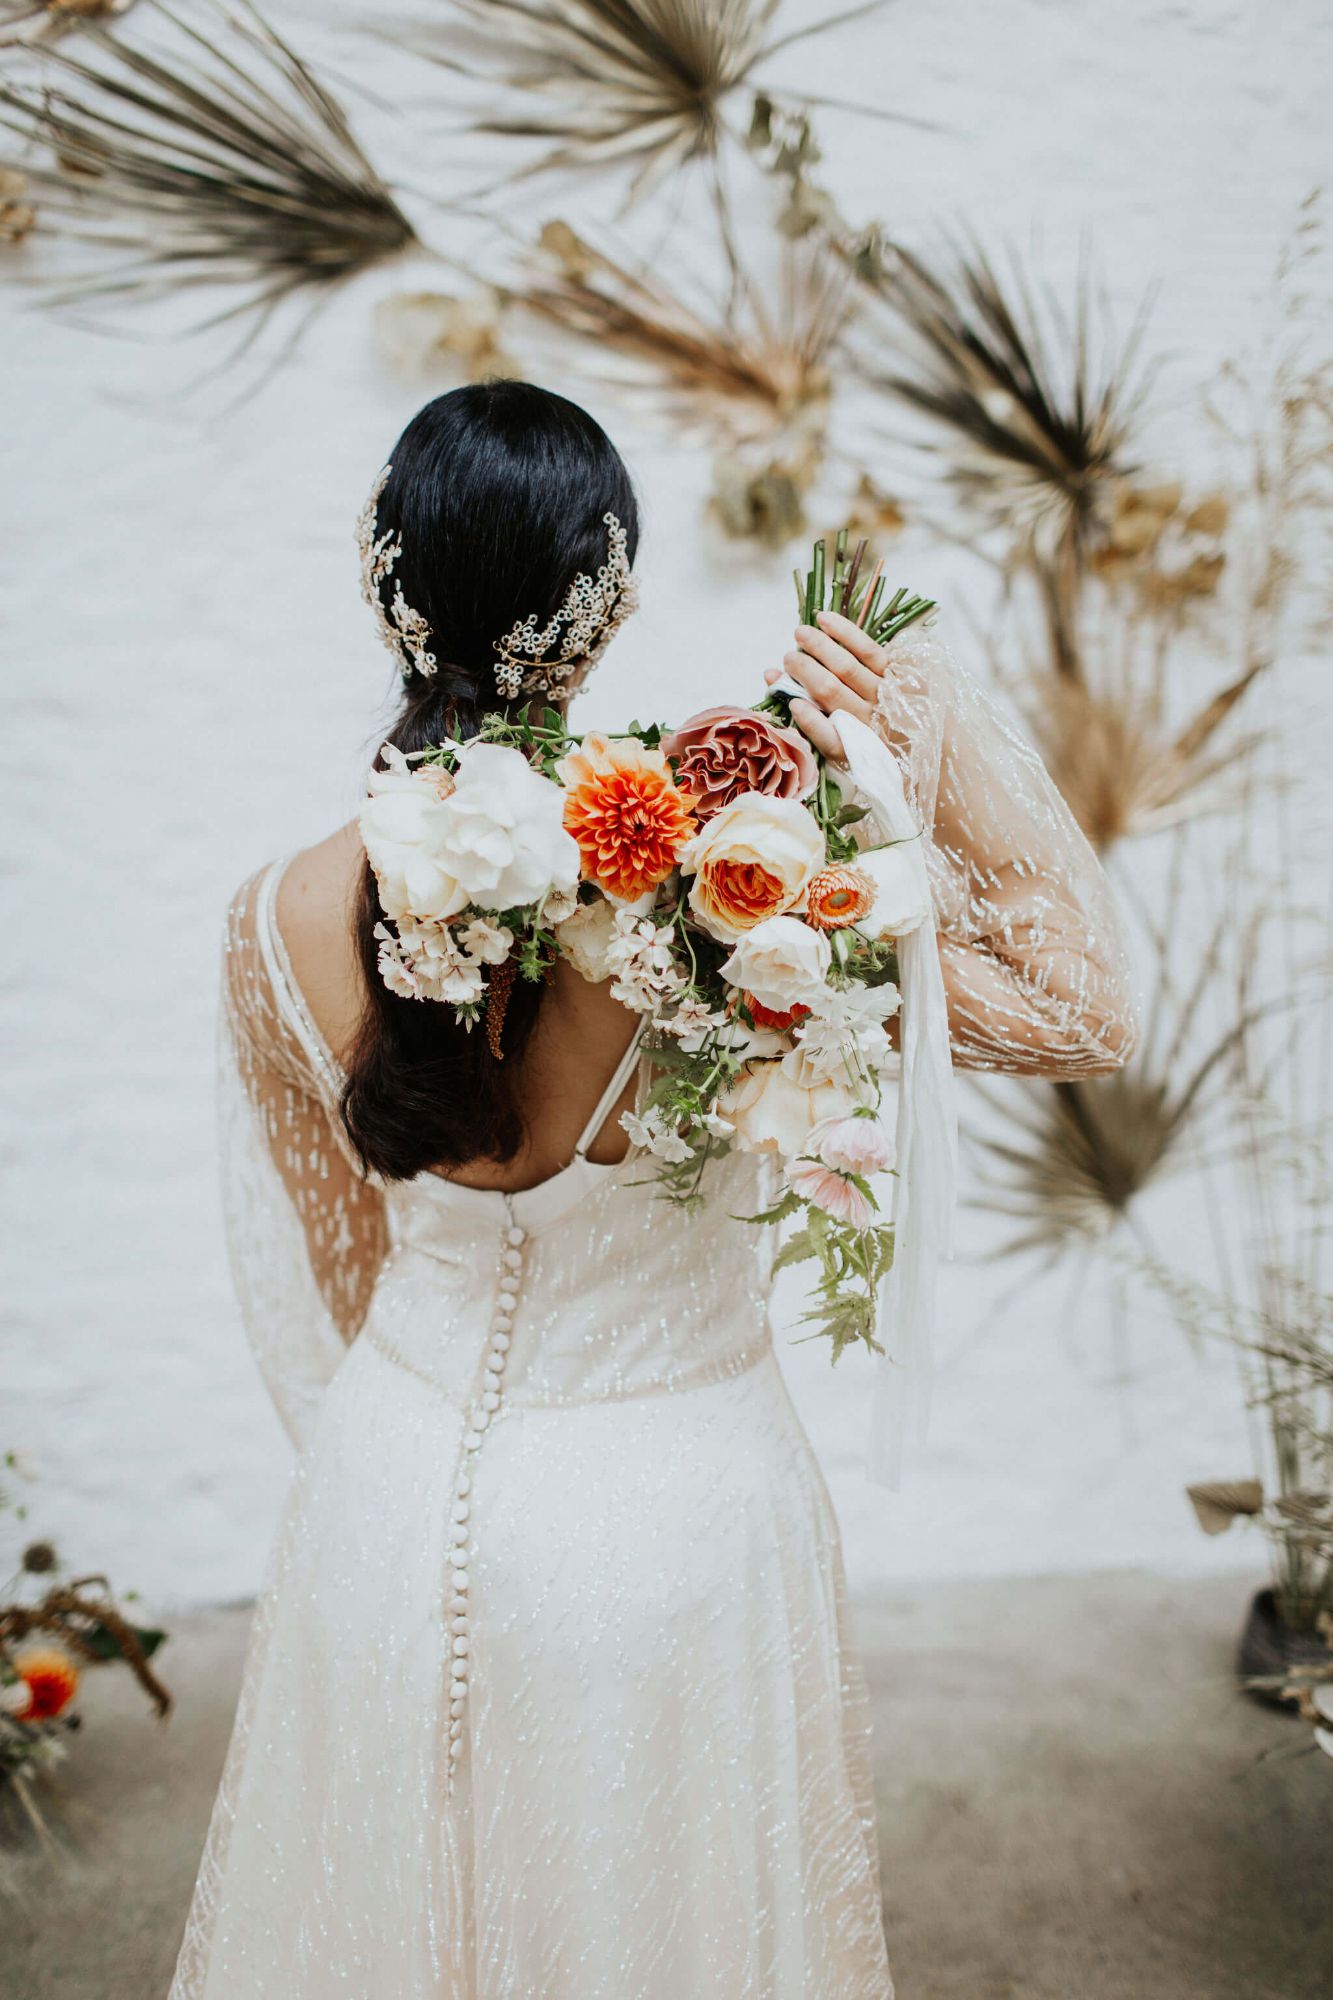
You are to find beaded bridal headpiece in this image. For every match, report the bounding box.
[356,464,637,699]
[491,512,638,699]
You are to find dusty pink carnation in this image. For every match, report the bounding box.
[661,706,819,821]
[785,1156,878,1227]
[811,1114,895,1177]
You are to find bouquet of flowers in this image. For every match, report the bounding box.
[1,1457,170,1811]
[360,536,936,1358]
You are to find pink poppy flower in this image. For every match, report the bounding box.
[786,1156,878,1228]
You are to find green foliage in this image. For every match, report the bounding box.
[794,528,936,644]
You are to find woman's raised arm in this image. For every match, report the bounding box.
[772,612,1138,1078]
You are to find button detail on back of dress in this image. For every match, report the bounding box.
[445,1201,527,1782]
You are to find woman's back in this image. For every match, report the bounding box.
[275,822,647,1191]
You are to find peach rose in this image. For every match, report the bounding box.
[660,706,818,820]
[680,792,825,941]
[720,1061,860,1157]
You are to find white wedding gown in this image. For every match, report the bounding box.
[171,639,1136,1999]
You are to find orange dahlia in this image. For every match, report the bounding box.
[805,864,875,931]
[557,733,698,902]
[11,1645,80,1721]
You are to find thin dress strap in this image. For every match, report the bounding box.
[573,1024,647,1160]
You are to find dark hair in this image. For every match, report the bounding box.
[340,380,639,1182]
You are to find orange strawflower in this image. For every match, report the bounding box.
[12,1645,80,1720]
[557,733,698,902]
[805,864,875,931]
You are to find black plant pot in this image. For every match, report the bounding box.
[1237,1586,1332,1707]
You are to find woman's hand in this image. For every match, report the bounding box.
[764,609,891,764]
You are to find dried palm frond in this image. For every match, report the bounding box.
[1008,631,1264,851]
[406,0,890,207]
[0,1,416,345]
[0,164,37,240]
[518,214,852,449]
[850,235,1151,676]
[969,851,1263,1267]
[0,0,135,48]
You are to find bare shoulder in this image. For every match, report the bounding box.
[273,823,367,1066]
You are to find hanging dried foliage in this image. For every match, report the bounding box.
[850,236,1151,675]
[405,0,889,206]
[512,215,855,542]
[0,0,136,47]
[1010,632,1263,851]
[0,1,416,343]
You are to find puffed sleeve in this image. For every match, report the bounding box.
[869,632,1138,1075]
[219,866,388,1450]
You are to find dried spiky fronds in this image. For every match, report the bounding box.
[518,215,853,449]
[0,1,416,341]
[0,0,136,48]
[407,0,885,205]
[851,237,1150,674]
[1009,634,1263,851]
[853,238,1149,551]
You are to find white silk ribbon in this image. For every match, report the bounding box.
[831,711,958,1489]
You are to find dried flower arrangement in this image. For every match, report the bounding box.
[1145,875,1333,1739]
[0,0,416,349]
[1,1455,170,1828]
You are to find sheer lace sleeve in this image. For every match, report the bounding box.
[869,633,1138,1076]
[220,864,388,1450]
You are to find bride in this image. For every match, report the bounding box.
[170,380,1134,1999]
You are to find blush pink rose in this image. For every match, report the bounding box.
[661,706,819,821]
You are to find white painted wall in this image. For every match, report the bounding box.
[2,0,1328,1608]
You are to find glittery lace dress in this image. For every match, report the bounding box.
[169,641,1135,2000]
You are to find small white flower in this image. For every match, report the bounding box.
[540,880,581,926]
[605,915,686,1016]
[378,916,487,1007]
[620,1106,692,1163]
[700,1107,735,1138]
[457,916,514,964]
[660,995,727,1044]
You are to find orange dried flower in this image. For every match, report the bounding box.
[557,733,698,902]
[12,1645,80,1721]
[805,864,875,931]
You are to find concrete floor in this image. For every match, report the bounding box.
[1,1571,1329,1999]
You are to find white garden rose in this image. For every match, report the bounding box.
[555,896,620,984]
[679,792,825,941]
[720,1059,860,1158]
[359,764,464,923]
[360,742,580,924]
[719,915,831,1012]
[853,839,932,941]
